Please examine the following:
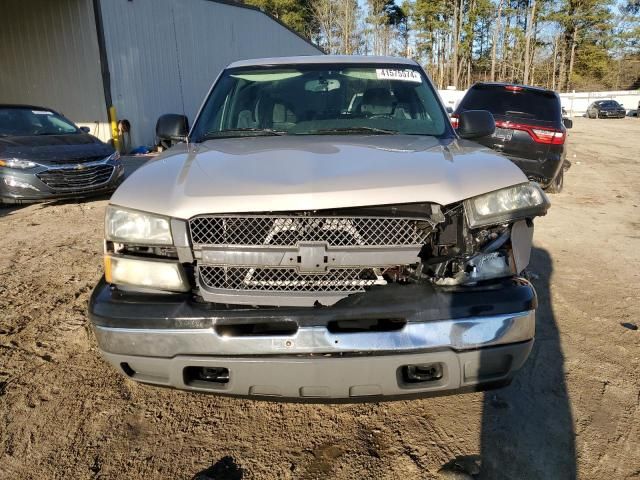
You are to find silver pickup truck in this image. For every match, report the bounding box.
[89,56,548,401]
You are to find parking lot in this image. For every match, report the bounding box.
[0,117,638,479]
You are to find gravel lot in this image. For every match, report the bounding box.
[1,117,638,480]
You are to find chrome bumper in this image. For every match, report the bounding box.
[89,276,537,400]
[94,310,535,358]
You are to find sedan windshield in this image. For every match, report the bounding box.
[192,64,449,140]
[0,107,79,136]
[597,101,621,108]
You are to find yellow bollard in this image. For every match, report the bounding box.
[108,105,120,152]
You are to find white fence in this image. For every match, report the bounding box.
[559,91,639,116]
[438,88,640,117]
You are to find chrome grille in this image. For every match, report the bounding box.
[37,164,114,191]
[189,215,431,247]
[198,266,382,293]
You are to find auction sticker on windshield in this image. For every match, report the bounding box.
[376,69,422,83]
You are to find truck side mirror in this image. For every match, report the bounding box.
[79,126,91,133]
[156,114,189,143]
[563,118,573,129]
[457,110,495,139]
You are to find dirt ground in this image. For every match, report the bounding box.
[0,117,638,480]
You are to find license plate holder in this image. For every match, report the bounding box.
[492,127,513,142]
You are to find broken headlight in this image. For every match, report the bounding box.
[464,182,549,228]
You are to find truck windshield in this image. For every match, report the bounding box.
[192,64,450,140]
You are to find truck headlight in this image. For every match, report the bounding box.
[105,206,172,245]
[104,255,189,292]
[0,158,37,169]
[464,183,550,228]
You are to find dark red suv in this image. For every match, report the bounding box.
[453,83,572,193]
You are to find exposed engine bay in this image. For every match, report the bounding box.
[417,203,533,286]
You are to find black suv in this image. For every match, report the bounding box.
[453,83,572,193]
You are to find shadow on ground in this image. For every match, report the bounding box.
[443,247,576,479]
[192,456,245,480]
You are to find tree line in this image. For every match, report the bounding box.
[242,0,640,92]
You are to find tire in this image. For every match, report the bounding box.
[546,169,564,194]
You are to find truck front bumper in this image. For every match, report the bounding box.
[89,277,537,401]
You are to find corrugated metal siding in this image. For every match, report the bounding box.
[0,0,110,139]
[99,0,322,146]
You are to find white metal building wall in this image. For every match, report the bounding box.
[0,0,110,140]
[98,0,322,147]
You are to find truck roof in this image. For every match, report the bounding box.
[227,55,419,69]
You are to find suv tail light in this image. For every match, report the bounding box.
[450,114,459,129]
[495,120,565,145]
[531,128,565,144]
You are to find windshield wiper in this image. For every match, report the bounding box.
[303,127,399,135]
[198,128,286,141]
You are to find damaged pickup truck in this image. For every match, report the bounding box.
[89,56,549,401]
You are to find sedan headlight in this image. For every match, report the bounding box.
[3,176,40,191]
[464,183,550,228]
[0,158,37,169]
[105,206,172,245]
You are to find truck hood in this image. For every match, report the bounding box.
[111,135,527,219]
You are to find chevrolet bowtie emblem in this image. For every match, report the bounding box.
[75,164,85,170]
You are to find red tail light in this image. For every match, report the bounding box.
[531,128,565,144]
[495,120,565,145]
[450,114,459,129]
[505,85,524,92]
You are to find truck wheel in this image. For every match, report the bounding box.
[547,169,564,194]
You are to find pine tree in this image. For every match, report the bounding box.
[243,0,317,38]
